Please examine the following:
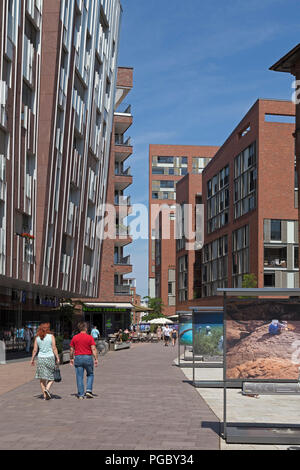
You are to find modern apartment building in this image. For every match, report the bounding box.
[201,99,297,298]
[0,0,123,344]
[148,145,219,315]
[176,174,203,306]
[82,67,135,336]
[270,44,300,281]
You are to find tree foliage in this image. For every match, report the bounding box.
[242,274,258,289]
[142,297,165,322]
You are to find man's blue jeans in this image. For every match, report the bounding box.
[74,355,94,397]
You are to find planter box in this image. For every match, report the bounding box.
[114,342,131,351]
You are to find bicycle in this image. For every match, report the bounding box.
[96,339,109,356]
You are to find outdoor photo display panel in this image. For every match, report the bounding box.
[225,299,300,381]
[193,312,223,360]
[178,313,192,346]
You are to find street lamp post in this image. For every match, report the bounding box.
[270,44,300,285]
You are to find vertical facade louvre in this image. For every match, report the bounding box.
[0,0,122,298]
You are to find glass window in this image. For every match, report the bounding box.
[160,180,174,189]
[264,247,287,268]
[264,273,275,287]
[152,168,164,175]
[295,247,299,269]
[270,220,281,241]
[157,156,174,164]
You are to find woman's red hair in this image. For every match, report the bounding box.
[36,323,52,340]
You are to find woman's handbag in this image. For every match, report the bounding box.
[54,365,62,383]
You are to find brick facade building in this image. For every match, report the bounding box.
[148,144,219,316]
[201,99,297,298]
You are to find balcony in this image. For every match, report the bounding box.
[114,284,131,296]
[114,167,132,191]
[115,103,132,115]
[114,255,132,275]
[115,255,131,266]
[114,112,133,136]
[115,135,133,163]
[115,195,131,207]
[115,224,132,247]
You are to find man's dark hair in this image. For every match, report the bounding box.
[78,322,88,332]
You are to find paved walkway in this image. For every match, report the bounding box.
[0,343,220,450]
[0,361,35,396]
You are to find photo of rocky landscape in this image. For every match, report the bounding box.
[226,299,300,381]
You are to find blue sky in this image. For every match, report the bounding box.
[117,0,300,299]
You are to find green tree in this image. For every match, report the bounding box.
[142,297,165,322]
[242,274,258,288]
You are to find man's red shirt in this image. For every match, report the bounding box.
[70,333,96,356]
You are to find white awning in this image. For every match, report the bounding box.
[84,302,133,309]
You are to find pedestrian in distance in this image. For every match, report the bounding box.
[31,323,60,401]
[156,326,162,342]
[91,325,100,341]
[24,326,33,354]
[70,322,98,399]
[171,328,177,347]
[163,325,171,347]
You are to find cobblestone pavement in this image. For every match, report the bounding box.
[0,343,220,450]
[0,360,35,396]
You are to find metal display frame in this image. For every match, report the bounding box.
[191,307,241,388]
[192,307,224,388]
[177,312,192,368]
[220,288,300,445]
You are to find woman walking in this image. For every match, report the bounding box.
[171,328,177,347]
[31,323,60,400]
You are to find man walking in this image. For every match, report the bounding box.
[91,325,100,341]
[70,322,98,399]
[163,325,171,347]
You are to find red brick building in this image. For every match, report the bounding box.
[201,99,297,300]
[270,44,300,286]
[175,174,203,306]
[80,67,137,336]
[148,145,219,316]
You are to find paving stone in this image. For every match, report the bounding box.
[0,343,220,450]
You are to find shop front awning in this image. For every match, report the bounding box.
[84,303,133,309]
[0,274,85,299]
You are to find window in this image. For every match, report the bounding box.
[157,156,174,164]
[234,142,257,219]
[160,180,174,189]
[181,157,188,165]
[152,192,159,200]
[202,235,228,297]
[207,165,230,234]
[295,247,299,269]
[152,168,164,175]
[270,220,281,241]
[264,246,287,269]
[264,273,275,287]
